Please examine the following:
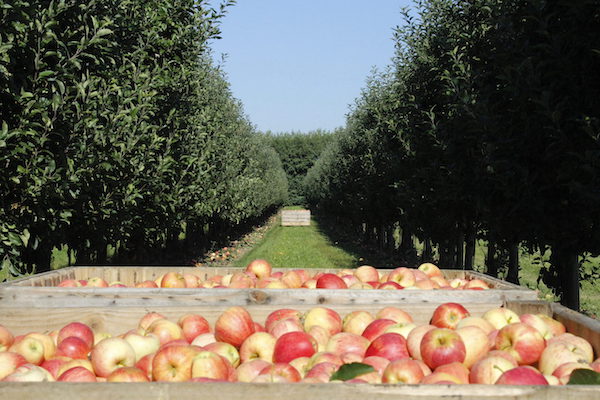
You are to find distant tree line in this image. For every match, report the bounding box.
[303,0,600,310]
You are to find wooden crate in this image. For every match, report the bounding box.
[0,266,538,307]
[281,209,311,226]
[0,300,598,399]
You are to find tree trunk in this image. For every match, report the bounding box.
[422,238,433,262]
[455,230,465,269]
[486,240,498,277]
[506,242,520,284]
[464,229,475,270]
[554,247,580,311]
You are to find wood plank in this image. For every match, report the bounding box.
[281,209,311,226]
[0,381,598,399]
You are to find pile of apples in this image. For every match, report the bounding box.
[56,260,491,290]
[0,302,597,384]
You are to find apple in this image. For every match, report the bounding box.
[304,362,339,382]
[57,279,82,287]
[547,333,593,363]
[245,259,272,279]
[464,279,490,290]
[362,355,391,376]
[537,314,566,337]
[160,272,186,288]
[520,313,554,340]
[135,352,155,379]
[456,326,491,368]
[495,322,545,365]
[552,362,593,385]
[146,318,183,345]
[420,371,462,384]
[269,317,304,339]
[124,332,160,361]
[325,332,370,357]
[378,282,403,290]
[178,314,211,343]
[152,344,198,382]
[303,307,343,336]
[387,267,416,287]
[316,273,348,289]
[215,306,256,348]
[289,356,311,377]
[415,279,437,290]
[539,341,591,375]
[228,272,255,288]
[307,325,330,352]
[3,364,55,382]
[302,279,317,289]
[57,366,97,382]
[237,359,272,382]
[308,352,344,369]
[182,274,200,288]
[434,361,469,384]
[418,263,442,278]
[90,337,136,378]
[342,310,374,335]
[109,281,127,287]
[430,302,470,329]
[420,328,466,369]
[495,366,549,385]
[203,341,240,367]
[191,351,234,381]
[257,363,301,382]
[482,308,520,330]
[40,356,70,379]
[281,270,303,288]
[0,352,28,380]
[87,277,109,287]
[449,278,467,289]
[25,332,55,361]
[191,332,216,347]
[138,312,166,332]
[9,336,45,365]
[57,321,94,349]
[55,336,90,359]
[382,358,424,384]
[239,332,276,363]
[406,324,436,361]
[362,319,397,342]
[0,324,14,351]
[56,359,94,378]
[377,306,413,324]
[385,322,417,339]
[107,366,150,382]
[135,280,159,288]
[273,331,317,363]
[469,355,517,384]
[354,265,379,282]
[591,358,600,373]
[456,316,495,335]
[365,332,409,361]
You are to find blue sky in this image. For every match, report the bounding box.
[209,0,413,133]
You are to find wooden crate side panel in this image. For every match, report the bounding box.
[0,382,599,400]
[552,303,600,357]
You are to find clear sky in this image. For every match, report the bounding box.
[208,0,413,133]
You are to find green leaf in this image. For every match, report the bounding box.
[329,363,375,382]
[96,28,113,37]
[38,70,54,78]
[567,369,600,385]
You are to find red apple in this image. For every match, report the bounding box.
[378,281,403,290]
[456,316,495,335]
[316,273,348,289]
[456,326,491,368]
[215,306,256,348]
[146,318,183,345]
[56,336,90,359]
[160,272,186,288]
[57,279,82,287]
[264,308,302,333]
[107,366,150,382]
[87,277,109,288]
[434,361,469,384]
[0,324,14,351]
[365,332,409,361]
[469,355,517,384]
[0,351,28,380]
[495,322,545,365]
[281,270,303,288]
[354,265,380,282]
[304,362,339,382]
[191,332,216,347]
[387,267,416,288]
[269,317,304,339]
[539,341,591,375]
[152,344,198,382]
[135,352,155,379]
[552,362,593,385]
[237,359,272,382]
[430,302,470,329]
[57,366,97,382]
[420,371,462,384]
[273,331,317,363]
[406,324,436,361]
[3,364,55,382]
[257,363,301,382]
[191,351,234,381]
[245,259,273,279]
[182,274,200,288]
[203,341,240,367]
[135,280,159,288]
[362,318,397,342]
[418,263,442,278]
[138,312,166,332]
[325,332,370,357]
[420,328,466,369]
[520,313,554,340]
[495,366,549,385]
[56,359,94,378]
[178,314,211,343]
[537,314,566,337]
[40,356,70,379]
[90,337,136,378]
[342,310,375,335]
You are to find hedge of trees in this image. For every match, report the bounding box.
[0,0,288,275]
[304,0,600,310]
[266,130,336,205]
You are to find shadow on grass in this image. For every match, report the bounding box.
[311,212,403,269]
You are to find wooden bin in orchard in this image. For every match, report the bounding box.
[0,265,538,307]
[0,299,599,399]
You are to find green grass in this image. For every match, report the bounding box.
[233,216,358,269]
